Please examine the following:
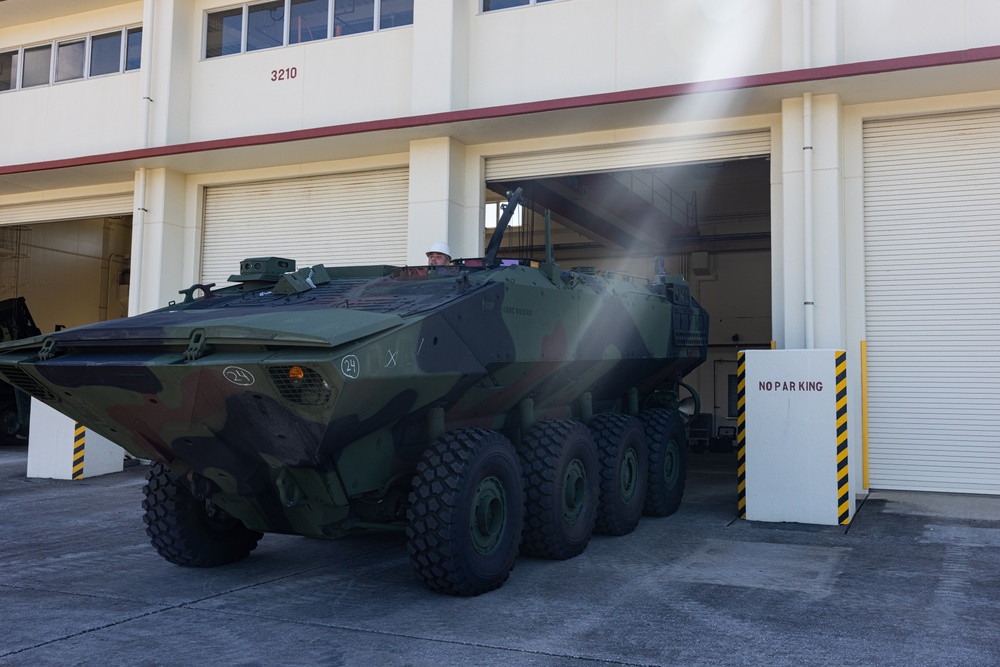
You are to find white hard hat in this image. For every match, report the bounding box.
[426,241,452,258]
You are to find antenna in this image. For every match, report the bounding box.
[483,187,524,269]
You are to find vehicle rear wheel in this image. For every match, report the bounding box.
[518,419,599,559]
[640,408,688,517]
[590,413,648,536]
[407,429,524,596]
[142,462,263,567]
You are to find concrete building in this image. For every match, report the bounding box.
[2,0,1000,496]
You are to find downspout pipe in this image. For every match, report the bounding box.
[802,3,815,348]
[138,0,154,149]
[130,0,155,316]
[129,167,147,317]
[803,92,815,349]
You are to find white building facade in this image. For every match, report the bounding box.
[3,0,1000,496]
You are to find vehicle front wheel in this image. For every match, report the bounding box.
[407,429,524,596]
[142,463,262,567]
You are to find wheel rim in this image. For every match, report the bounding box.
[620,447,639,503]
[470,475,506,555]
[662,438,680,487]
[562,458,588,525]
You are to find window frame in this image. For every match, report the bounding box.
[0,49,21,92]
[481,0,559,12]
[90,30,126,78]
[0,25,142,94]
[20,43,53,89]
[204,0,413,60]
[55,37,87,83]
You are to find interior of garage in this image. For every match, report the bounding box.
[486,155,772,452]
[0,216,131,443]
[0,216,131,333]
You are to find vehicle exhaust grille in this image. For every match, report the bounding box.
[267,366,333,406]
[0,364,59,402]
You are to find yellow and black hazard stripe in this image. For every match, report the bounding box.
[736,351,747,519]
[835,351,849,524]
[72,422,85,480]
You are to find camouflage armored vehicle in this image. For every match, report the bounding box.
[0,190,708,595]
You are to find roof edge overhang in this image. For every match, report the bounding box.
[3,44,1000,180]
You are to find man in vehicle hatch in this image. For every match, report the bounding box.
[426,242,452,266]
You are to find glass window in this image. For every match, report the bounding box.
[247,1,285,51]
[206,7,244,58]
[125,28,142,71]
[90,31,122,76]
[0,50,18,92]
[379,0,413,29]
[56,39,86,82]
[483,0,555,9]
[483,0,529,10]
[22,44,52,88]
[334,0,374,36]
[290,0,328,44]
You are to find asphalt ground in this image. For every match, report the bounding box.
[1,443,999,667]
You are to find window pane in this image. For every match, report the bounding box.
[56,40,86,82]
[483,0,530,10]
[0,51,17,91]
[126,27,142,70]
[247,1,285,51]
[90,31,122,76]
[290,0,328,44]
[206,8,243,58]
[22,45,52,87]
[334,0,374,36]
[380,0,413,29]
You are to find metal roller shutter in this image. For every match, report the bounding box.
[863,109,1000,494]
[0,192,133,226]
[201,168,409,284]
[485,131,771,181]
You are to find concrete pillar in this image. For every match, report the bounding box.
[407,137,474,263]
[148,0,195,146]
[779,93,844,349]
[26,400,123,479]
[781,0,842,69]
[410,0,470,114]
[133,167,188,313]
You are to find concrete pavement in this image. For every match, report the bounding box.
[1,444,998,666]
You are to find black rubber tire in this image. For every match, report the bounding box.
[407,429,524,596]
[640,408,688,517]
[518,419,599,559]
[142,462,263,567]
[590,413,648,536]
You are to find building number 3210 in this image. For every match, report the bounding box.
[270,67,298,82]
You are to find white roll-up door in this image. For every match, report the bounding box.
[485,131,771,181]
[0,192,133,226]
[864,109,1000,494]
[201,168,408,284]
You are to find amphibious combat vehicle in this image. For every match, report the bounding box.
[0,190,708,595]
